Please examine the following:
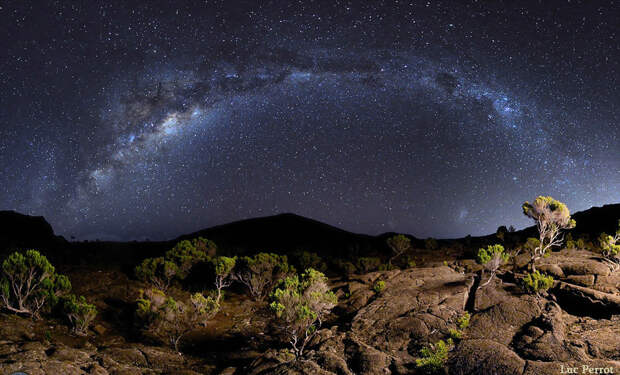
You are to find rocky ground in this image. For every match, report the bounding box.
[0,248,619,375]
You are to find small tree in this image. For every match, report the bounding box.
[234,253,294,301]
[386,234,411,266]
[522,196,575,272]
[270,268,337,358]
[135,257,178,291]
[63,294,97,335]
[476,244,509,287]
[598,220,620,271]
[211,256,236,303]
[136,288,219,352]
[0,250,71,317]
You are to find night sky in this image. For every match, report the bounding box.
[1,1,618,241]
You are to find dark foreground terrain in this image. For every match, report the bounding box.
[0,206,619,375]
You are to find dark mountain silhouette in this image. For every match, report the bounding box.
[0,210,66,254]
[175,212,390,258]
[1,203,618,264]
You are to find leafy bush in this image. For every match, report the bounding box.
[164,237,214,278]
[269,268,337,358]
[355,257,382,273]
[290,251,327,273]
[386,234,411,266]
[136,288,218,352]
[135,237,215,289]
[457,311,470,329]
[476,244,510,287]
[576,238,586,249]
[416,338,452,374]
[521,271,554,295]
[0,250,71,317]
[522,196,575,272]
[63,294,97,335]
[234,253,294,301]
[134,257,178,291]
[449,328,462,340]
[373,280,386,293]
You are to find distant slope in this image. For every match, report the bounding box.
[175,213,390,257]
[1,203,618,265]
[0,210,66,252]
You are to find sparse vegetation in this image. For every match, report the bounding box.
[386,234,411,266]
[476,244,509,287]
[0,249,71,317]
[373,280,386,293]
[136,288,219,352]
[416,338,452,374]
[521,271,554,295]
[63,294,97,335]
[234,253,294,301]
[164,237,214,279]
[449,328,463,340]
[457,311,470,329]
[522,196,575,272]
[269,268,337,358]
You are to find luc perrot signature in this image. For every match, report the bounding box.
[560,364,615,374]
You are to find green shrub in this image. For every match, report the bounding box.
[373,280,386,293]
[0,249,71,318]
[135,237,215,289]
[269,268,337,358]
[457,312,470,329]
[134,257,178,291]
[164,237,214,278]
[598,221,620,260]
[575,238,586,249]
[136,288,219,352]
[355,257,381,273]
[521,271,554,295]
[449,328,462,340]
[234,253,294,301]
[416,338,452,374]
[63,294,97,335]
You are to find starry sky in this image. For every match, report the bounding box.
[1,1,618,241]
